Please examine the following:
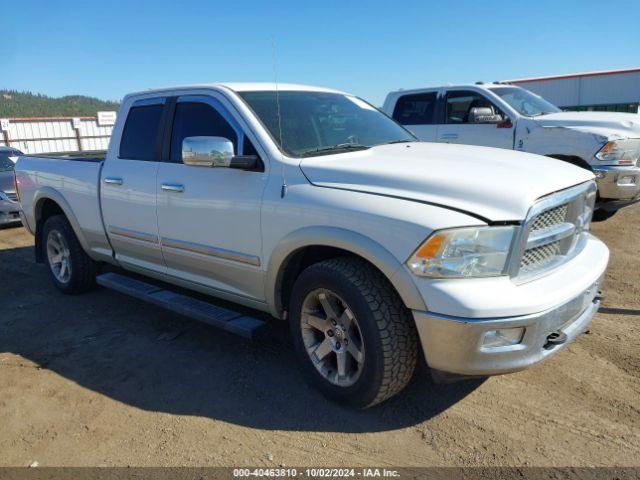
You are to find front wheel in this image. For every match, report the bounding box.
[43,215,97,294]
[289,257,418,408]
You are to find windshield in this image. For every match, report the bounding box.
[490,86,561,117]
[0,153,17,172]
[239,91,415,157]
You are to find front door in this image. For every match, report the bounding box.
[100,98,165,273]
[156,94,267,301]
[436,90,514,149]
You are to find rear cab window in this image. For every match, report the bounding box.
[392,92,438,125]
[119,101,165,160]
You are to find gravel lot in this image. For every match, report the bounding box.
[0,207,638,467]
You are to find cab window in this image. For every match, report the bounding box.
[444,91,503,124]
[0,155,15,172]
[119,104,164,160]
[392,92,438,125]
[169,102,238,163]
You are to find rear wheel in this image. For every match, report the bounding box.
[43,215,97,294]
[289,257,418,408]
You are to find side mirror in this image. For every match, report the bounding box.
[181,136,259,170]
[182,136,234,167]
[468,107,503,124]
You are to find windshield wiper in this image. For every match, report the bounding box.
[300,143,370,157]
[384,139,415,145]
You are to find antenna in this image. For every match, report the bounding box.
[271,35,287,198]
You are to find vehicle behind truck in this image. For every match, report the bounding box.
[383,84,640,219]
[15,83,609,407]
[0,147,23,225]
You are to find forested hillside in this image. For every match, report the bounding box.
[0,90,119,117]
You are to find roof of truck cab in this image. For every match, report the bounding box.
[387,83,519,95]
[221,83,345,93]
[126,83,346,98]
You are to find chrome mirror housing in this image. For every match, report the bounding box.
[182,136,234,167]
[468,107,503,123]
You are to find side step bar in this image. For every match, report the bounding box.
[96,272,267,339]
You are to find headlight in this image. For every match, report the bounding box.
[406,226,516,278]
[595,139,640,166]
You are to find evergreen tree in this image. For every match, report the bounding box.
[0,90,120,117]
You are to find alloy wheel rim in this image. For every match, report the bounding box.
[46,230,72,283]
[300,288,365,387]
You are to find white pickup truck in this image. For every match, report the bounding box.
[383,84,640,219]
[15,83,609,407]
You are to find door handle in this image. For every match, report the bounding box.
[161,183,185,193]
[103,177,123,185]
[440,133,459,139]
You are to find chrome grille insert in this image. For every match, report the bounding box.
[5,192,18,202]
[509,181,597,283]
[530,204,568,232]
[520,241,561,272]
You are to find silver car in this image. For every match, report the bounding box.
[0,147,22,226]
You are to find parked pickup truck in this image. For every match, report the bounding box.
[383,84,640,219]
[15,83,609,407]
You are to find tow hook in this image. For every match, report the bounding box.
[543,331,567,350]
[594,290,606,303]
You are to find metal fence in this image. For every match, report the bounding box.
[0,116,114,154]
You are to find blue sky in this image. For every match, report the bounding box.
[4,0,640,105]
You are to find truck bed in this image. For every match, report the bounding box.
[15,153,111,259]
[23,150,106,163]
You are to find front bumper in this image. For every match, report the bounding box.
[413,278,602,376]
[0,212,21,225]
[593,165,640,202]
[411,233,608,376]
[0,200,21,225]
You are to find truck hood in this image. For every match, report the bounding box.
[535,111,640,139]
[299,142,594,222]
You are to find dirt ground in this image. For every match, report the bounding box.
[0,207,638,468]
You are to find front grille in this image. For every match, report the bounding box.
[521,241,561,272]
[513,182,597,282]
[530,204,568,231]
[5,192,18,202]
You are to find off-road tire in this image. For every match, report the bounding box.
[42,214,97,294]
[289,257,418,408]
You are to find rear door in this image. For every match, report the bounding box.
[100,98,166,273]
[390,90,440,141]
[156,94,267,301]
[436,89,514,148]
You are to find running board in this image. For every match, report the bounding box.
[96,272,267,339]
